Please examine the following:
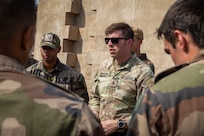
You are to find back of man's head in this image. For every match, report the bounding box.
[157,0,204,48]
[0,0,36,43]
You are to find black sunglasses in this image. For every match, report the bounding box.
[105,38,130,44]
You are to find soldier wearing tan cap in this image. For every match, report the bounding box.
[132,28,155,73]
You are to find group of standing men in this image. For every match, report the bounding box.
[0,0,204,136]
[27,22,154,136]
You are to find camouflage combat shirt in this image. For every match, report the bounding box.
[26,59,89,103]
[0,54,105,136]
[89,54,154,124]
[24,57,38,68]
[138,53,155,73]
[127,50,204,136]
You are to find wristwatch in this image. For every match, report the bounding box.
[117,119,126,129]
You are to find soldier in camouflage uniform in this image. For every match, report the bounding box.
[26,33,89,103]
[131,27,155,73]
[25,47,38,68]
[0,0,105,135]
[89,22,154,136]
[127,0,204,135]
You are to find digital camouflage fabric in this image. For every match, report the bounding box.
[89,54,154,124]
[26,59,89,103]
[0,54,105,136]
[127,50,204,136]
[137,53,155,74]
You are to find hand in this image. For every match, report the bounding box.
[101,120,118,136]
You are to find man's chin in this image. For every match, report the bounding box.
[110,53,116,57]
[110,55,117,59]
[43,58,50,62]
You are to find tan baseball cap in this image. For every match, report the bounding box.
[133,28,143,40]
[40,33,60,49]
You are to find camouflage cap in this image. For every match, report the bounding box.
[133,28,143,40]
[40,33,60,49]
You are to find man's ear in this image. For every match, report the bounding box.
[140,39,143,44]
[57,46,61,53]
[127,39,134,47]
[21,26,36,51]
[174,30,189,53]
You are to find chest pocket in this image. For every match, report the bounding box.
[55,77,70,90]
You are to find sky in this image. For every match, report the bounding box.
[35,0,38,4]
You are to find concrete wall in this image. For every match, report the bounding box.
[34,0,175,94]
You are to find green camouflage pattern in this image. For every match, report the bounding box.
[89,54,154,124]
[26,59,89,103]
[138,53,155,74]
[0,54,105,136]
[127,51,204,136]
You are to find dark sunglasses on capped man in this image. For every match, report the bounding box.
[105,38,130,44]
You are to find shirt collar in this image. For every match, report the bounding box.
[155,49,204,83]
[0,54,25,73]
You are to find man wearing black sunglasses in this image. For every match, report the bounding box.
[89,22,154,136]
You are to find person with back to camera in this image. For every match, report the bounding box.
[0,0,105,135]
[127,0,204,135]
[88,22,154,136]
[26,32,89,103]
[131,27,155,73]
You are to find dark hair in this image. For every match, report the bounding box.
[0,0,37,41]
[105,22,134,39]
[157,0,204,48]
